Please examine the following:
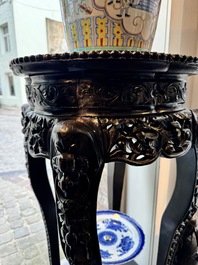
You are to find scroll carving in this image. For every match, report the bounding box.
[78,80,186,111]
[25,78,186,113]
[25,80,78,110]
[21,105,54,157]
[100,111,192,165]
[153,82,186,105]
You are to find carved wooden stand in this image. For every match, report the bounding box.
[10,51,198,265]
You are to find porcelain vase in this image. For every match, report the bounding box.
[59,0,161,52]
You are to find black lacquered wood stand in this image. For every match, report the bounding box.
[10,51,198,265]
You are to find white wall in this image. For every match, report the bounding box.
[13,0,63,57]
[152,0,172,53]
[169,0,198,109]
[0,0,64,107]
[0,1,22,107]
[124,1,173,264]
[9,0,64,106]
[125,161,160,265]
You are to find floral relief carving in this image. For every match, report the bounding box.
[21,106,54,157]
[25,79,187,113]
[38,85,60,106]
[78,80,186,111]
[153,82,187,106]
[100,111,192,165]
[25,81,78,110]
[78,80,155,109]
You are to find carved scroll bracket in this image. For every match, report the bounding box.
[99,110,193,166]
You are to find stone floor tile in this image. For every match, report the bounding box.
[6,207,21,221]
[0,231,13,245]
[0,242,17,258]
[13,226,30,239]
[29,221,45,233]
[1,252,23,265]
[25,256,50,265]
[25,213,42,224]
[0,217,6,226]
[22,207,37,217]
[0,223,10,234]
[21,245,40,260]
[17,235,38,250]
[10,218,24,229]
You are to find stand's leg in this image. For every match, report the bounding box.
[50,120,104,265]
[113,162,126,211]
[107,162,126,211]
[157,147,197,265]
[26,152,60,265]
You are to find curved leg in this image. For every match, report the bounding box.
[157,146,197,265]
[21,104,60,264]
[108,162,126,211]
[26,152,60,265]
[50,120,104,265]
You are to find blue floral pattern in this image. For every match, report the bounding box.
[102,219,128,233]
[97,210,145,265]
[117,236,134,256]
[100,250,113,259]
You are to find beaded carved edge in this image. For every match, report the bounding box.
[9,50,198,67]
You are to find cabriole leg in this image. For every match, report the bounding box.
[50,120,104,265]
[26,152,60,265]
